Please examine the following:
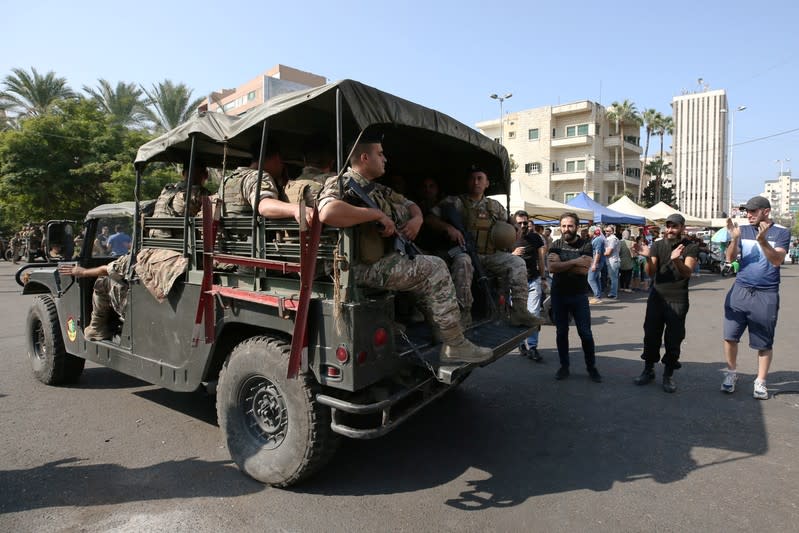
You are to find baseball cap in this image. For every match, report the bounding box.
[743,196,770,211]
[665,213,685,226]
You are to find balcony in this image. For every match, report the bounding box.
[551,134,592,148]
[603,135,643,154]
[551,168,593,182]
[552,101,593,116]
[601,170,641,187]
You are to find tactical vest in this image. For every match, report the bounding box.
[223,171,251,215]
[284,179,324,206]
[153,183,182,218]
[461,195,495,255]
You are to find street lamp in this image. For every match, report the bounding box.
[721,105,747,215]
[490,93,512,145]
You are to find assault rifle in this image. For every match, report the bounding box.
[346,178,419,259]
[440,203,498,315]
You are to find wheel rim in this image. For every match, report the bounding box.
[239,375,288,450]
[30,317,47,363]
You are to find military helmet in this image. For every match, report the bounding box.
[490,221,517,251]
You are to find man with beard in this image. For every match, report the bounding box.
[720,196,790,400]
[633,214,698,393]
[547,212,601,382]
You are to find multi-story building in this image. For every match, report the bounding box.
[476,100,642,205]
[671,89,728,219]
[764,170,799,220]
[202,65,327,116]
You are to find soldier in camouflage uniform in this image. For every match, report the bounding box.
[10,232,22,263]
[149,165,210,238]
[427,168,541,328]
[284,133,336,207]
[318,136,492,364]
[222,139,313,226]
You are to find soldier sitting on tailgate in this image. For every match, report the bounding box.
[425,165,541,328]
[149,162,211,238]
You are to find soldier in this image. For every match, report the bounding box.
[283,133,336,207]
[149,163,210,238]
[10,232,22,263]
[426,167,541,328]
[223,139,312,225]
[317,134,492,364]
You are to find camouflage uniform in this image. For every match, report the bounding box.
[431,195,529,313]
[149,181,210,238]
[10,233,21,263]
[84,254,131,340]
[283,166,334,207]
[222,166,282,214]
[318,170,462,339]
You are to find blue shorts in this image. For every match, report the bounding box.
[723,284,780,351]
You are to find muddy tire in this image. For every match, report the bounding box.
[217,336,338,487]
[27,295,85,385]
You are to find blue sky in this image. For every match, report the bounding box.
[4,0,798,203]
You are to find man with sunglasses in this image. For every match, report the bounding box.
[633,214,698,393]
[720,196,790,400]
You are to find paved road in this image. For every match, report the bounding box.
[1,260,798,532]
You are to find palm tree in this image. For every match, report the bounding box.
[0,67,76,116]
[141,80,204,132]
[606,100,642,196]
[653,115,674,203]
[638,109,662,202]
[83,79,146,127]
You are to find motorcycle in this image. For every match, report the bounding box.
[721,259,739,277]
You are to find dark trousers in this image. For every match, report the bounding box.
[552,292,596,369]
[620,268,633,290]
[641,289,689,369]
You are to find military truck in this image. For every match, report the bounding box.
[18,80,534,487]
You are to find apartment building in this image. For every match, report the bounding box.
[203,65,327,116]
[671,89,728,219]
[764,170,799,219]
[476,101,642,205]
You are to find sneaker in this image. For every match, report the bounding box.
[588,297,603,305]
[662,375,677,393]
[555,366,570,380]
[753,379,769,400]
[518,343,529,357]
[528,347,543,362]
[720,369,738,393]
[587,367,602,383]
[634,368,655,385]
[606,295,617,300]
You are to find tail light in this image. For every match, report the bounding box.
[373,327,388,347]
[335,345,349,364]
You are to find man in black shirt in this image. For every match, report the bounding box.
[634,213,699,392]
[547,212,601,382]
[513,210,547,361]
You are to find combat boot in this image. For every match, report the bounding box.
[83,311,113,341]
[440,335,493,364]
[509,307,543,327]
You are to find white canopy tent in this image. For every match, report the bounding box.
[489,179,593,222]
[606,196,659,224]
[648,202,712,227]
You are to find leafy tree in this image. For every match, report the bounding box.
[606,99,642,195]
[639,109,662,202]
[141,80,204,132]
[0,67,76,117]
[641,158,676,207]
[83,79,146,128]
[0,99,166,229]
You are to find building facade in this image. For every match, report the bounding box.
[203,65,326,116]
[764,170,799,219]
[476,101,642,205]
[671,89,728,219]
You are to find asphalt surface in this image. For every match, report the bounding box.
[1,259,798,532]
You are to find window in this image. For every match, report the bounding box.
[247,90,256,101]
[565,159,586,172]
[524,162,541,174]
[566,123,589,137]
[566,126,576,137]
[528,128,539,140]
[507,131,516,139]
[564,193,578,202]
[577,124,589,135]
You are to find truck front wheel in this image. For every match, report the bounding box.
[27,295,85,385]
[217,336,338,487]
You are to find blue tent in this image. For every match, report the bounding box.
[566,192,646,225]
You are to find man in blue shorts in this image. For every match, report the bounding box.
[720,196,790,400]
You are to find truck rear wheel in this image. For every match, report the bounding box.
[3,248,11,261]
[27,295,85,385]
[217,336,338,487]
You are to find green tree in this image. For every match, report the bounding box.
[639,109,662,202]
[83,79,146,128]
[641,158,675,207]
[141,80,204,132]
[0,67,76,117]
[0,99,165,228]
[606,99,642,195]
